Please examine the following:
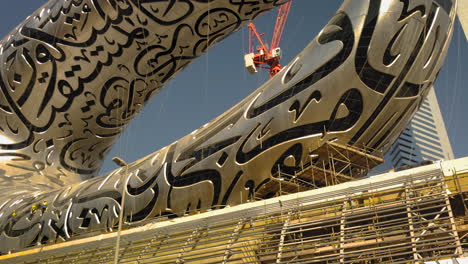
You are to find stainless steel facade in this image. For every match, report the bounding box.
[0,0,289,192]
[0,0,458,253]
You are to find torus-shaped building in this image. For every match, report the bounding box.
[0,0,457,253]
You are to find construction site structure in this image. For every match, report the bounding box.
[255,142,384,199]
[3,157,468,264]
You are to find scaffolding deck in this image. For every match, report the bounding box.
[256,142,384,198]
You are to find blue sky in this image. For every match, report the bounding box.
[0,1,466,174]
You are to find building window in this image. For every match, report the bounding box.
[412,117,437,129]
[411,126,439,139]
[418,108,434,118]
[414,112,436,123]
[418,145,445,159]
[413,134,442,148]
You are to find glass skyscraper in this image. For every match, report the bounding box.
[376,87,453,172]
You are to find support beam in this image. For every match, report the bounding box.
[222,218,245,263]
[176,228,202,263]
[137,235,165,262]
[443,180,464,257]
[405,182,420,263]
[339,199,348,264]
[276,212,292,263]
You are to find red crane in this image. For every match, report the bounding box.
[245,1,292,78]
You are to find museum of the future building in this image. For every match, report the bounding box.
[0,0,460,257]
